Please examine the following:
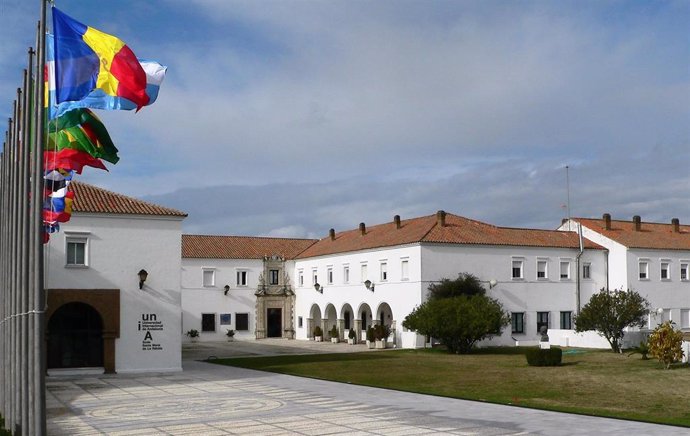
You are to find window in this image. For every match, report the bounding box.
[202,269,215,287]
[536,260,547,279]
[401,259,409,281]
[512,259,524,279]
[582,263,591,279]
[559,261,570,280]
[201,313,216,332]
[298,316,303,328]
[236,270,248,286]
[660,261,670,280]
[66,237,87,266]
[269,269,279,285]
[511,313,524,334]
[327,267,333,284]
[235,313,249,331]
[560,311,572,330]
[298,270,304,286]
[537,311,549,331]
[681,309,690,329]
[343,265,350,283]
[380,262,388,282]
[361,263,368,282]
[639,261,649,280]
[312,270,318,285]
[681,263,689,281]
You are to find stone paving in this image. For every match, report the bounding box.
[46,340,689,435]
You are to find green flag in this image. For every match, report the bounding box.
[47,108,119,164]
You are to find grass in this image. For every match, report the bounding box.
[211,347,690,427]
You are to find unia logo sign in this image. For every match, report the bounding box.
[139,313,164,351]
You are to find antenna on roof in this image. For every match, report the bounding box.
[565,165,571,231]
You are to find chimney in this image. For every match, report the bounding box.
[603,213,611,230]
[329,228,336,241]
[436,210,447,227]
[394,215,401,229]
[359,222,366,236]
[561,218,568,226]
[633,215,641,231]
[672,218,680,233]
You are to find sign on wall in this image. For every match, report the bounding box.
[220,313,232,325]
[139,313,164,351]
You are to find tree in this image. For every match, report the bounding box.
[403,295,510,354]
[648,321,684,369]
[574,288,649,353]
[427,273,486,301]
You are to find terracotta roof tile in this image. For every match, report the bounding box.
[71,181,187,217]
[182,235,318,259]
[575,217,690,250]
[296,212,602,258]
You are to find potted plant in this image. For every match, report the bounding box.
[330,325,339,343]
[186,329,199,342]
[374,324,391,349]
[313,325,323,342]
[347,328,356,345]
[225,329,235,342]
[366,326,375,349]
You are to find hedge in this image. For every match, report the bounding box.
[525,347,562,366]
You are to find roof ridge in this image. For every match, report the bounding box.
[182,234,317,242]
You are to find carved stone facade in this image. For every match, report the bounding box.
[254,255,295,339]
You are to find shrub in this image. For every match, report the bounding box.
[329,325,338,339]
[403,294,509,354]
[374,324,392,341]
[348,328,356,340]
[185,329,199,338]
[627,339,650,360]
[525,347,563,366]
[648,321,684,369]
[313,325,323,337]
[225,329,235,338]
[366,326,375,342]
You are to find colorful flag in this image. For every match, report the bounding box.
[47,108,120,164]
[52,7,149,108]
[52,61,167,117]
[44,149,108,174]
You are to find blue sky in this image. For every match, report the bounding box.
[1,0,688,238]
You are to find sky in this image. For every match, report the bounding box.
[1,0,688,239]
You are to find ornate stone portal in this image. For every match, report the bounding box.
[254,255,295,339]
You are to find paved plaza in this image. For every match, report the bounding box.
[46,340,688,435]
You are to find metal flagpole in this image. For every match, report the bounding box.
[32,1,49,433]
[0,134,5,426]
[19,67,30,434]
[9,99,18,433]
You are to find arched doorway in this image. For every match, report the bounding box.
[324,304,338,335]
[308,304,322,338]
[376,302,394,327]
[47,302,103,369]
[357,303,373,341]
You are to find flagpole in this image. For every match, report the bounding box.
[10,99,19,434]
[32,0,48,434]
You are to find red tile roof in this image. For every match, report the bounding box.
[71,181,187,217]
[182,235,318,259]
[296,212,602,258]
[575,217,690,250]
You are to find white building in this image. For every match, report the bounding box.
[293,211,609,348]
[560,214,690,331]
[181,235,316,342]
[45,182,187,373]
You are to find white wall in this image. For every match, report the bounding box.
[180,258,263,341]
[294,244,423,345]
[421,243,608,346]
[46,213,184,373]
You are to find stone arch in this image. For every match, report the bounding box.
[324,304,338,335]
[46,289,120,374]
[307,303,322,338]
[375,302,394,327]
[356,303,373,341]
[340,303,354,331]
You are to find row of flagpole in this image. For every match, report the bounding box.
[0,1,47,434]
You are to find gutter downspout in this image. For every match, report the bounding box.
[576,223,584,315]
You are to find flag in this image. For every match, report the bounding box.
[43,190,75,222]
[47,108,120,164]
[52,61,167,117]
[52,7,149,109]
[44,149,108,174]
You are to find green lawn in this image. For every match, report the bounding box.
[211,347,690,427]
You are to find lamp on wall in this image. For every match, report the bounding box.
[488,279,498,289]
[224,285,230,296]
[138,269,148,290]
[314,283,323,293]
[364,280,375,292]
